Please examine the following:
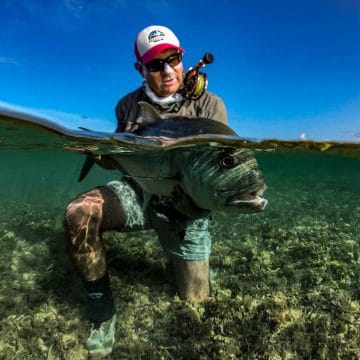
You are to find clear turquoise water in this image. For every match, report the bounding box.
[0,147,359,359]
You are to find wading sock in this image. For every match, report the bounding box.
[82,273,116,327]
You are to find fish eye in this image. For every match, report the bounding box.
[218,152,235,169]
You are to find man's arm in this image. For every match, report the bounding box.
[199,91,228,125]
[114,87,144,132]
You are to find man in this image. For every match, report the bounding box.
[64,25,228,358]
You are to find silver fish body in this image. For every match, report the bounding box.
[0,101,268,213]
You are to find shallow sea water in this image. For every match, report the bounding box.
[0,146,359,359]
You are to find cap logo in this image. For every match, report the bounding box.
[148,30,165,44]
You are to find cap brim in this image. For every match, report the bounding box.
[141,44,184,63]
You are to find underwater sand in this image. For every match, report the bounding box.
[0,149,359,359]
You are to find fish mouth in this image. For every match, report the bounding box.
[226,187,268,212]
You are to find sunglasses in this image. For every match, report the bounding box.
[144,53,183,73]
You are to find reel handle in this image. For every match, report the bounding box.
[202,52,215,64]
[181,53,215,100]
[193,53,215,72]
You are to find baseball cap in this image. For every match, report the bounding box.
[135,25,184,64]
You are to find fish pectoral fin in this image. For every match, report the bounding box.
[78,153,96,182]
[78,153,123,181]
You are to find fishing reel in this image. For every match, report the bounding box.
[180,53,214,100]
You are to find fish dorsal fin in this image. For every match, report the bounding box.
[137,101,162,126]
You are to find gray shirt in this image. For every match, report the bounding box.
[115,86,228,132]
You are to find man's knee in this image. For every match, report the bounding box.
[64,189,105,240]
[64,189,110,278]
[171,257,210,302]
[64,186,126,243]
[65,199,89,230]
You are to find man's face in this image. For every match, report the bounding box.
[139,49,184,97]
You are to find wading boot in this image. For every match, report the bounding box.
[86,314,117,358]
[83,273,117,358]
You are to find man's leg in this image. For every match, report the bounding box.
[154,215,212,302]
[171,257,210,301]
[64,186,125,281]
[64,186,125,357]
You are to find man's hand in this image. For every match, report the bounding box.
[94,155,119,170]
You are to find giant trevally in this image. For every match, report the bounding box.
[0,101,267,213]
[81,102,268,213]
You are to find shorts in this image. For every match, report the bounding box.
[105,180,211,260]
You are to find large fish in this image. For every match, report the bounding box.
[0,101,267,213]
[82,102,268,213]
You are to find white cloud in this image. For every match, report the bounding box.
[1,0,128,32]
[0,101,115,132]
[60,0,129,22]
[0,56,18,65]
[63,0,127,15]
[34,108,116,132]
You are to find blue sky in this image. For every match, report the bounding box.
[0,0,359,141]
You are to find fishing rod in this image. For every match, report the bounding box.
[181,53,214,100]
